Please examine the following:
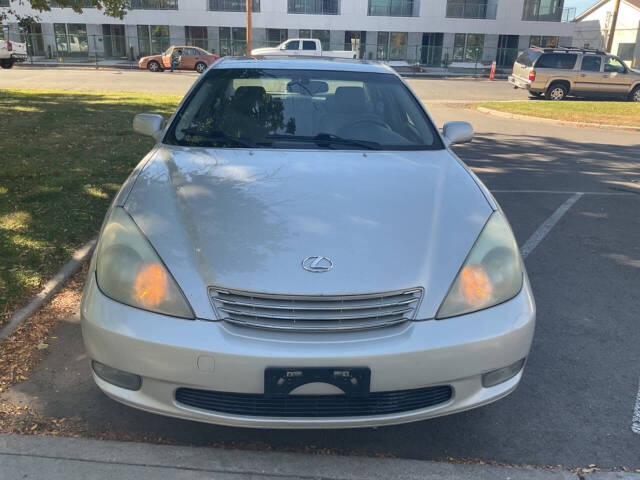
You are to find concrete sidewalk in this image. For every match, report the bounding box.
[0,434,635,480]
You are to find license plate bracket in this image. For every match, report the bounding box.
[264,367,371,398]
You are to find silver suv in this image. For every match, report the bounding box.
[509,47,640,101]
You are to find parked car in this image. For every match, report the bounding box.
[138,45,219,73]
[252,38,357,59]
[0,39,28,69]
[509,46,640,101]
[82,58,535,428]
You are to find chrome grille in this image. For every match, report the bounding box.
[209,287,423,332]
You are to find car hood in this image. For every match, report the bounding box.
[140,55,161,62]
[124,146,493,320]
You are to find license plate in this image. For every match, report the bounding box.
[264,367,371,397]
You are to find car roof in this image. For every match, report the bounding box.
[211,57,398,75]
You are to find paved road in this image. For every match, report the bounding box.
[2,68,639,469]
[1,65,530,101]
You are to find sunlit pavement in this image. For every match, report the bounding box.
[2,67,639,469]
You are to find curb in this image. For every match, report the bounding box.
[0,238,97,342]
[3,434,638,480]
[475,106,640,132]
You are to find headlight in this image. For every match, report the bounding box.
[436,211,523,319]
[96,207,194,319]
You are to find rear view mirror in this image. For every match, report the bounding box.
[286,80,329,95]
[133,114,164,141]
[443,121,473,145]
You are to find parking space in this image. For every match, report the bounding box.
[6,183,638,468]
[1,72,639,468]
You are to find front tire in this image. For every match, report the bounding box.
[545,83,568,101]
[147,60,162,72]
[0,59,14,69]
[630,86,640,103]
[195,62,207,74]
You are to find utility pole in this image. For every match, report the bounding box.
[606,0,621,53]
[246,0,252,55]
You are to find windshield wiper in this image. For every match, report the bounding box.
[181,129,256,148]
[266,133,382,150]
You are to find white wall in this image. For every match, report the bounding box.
[573,0,639,63]
[7,0,573,37]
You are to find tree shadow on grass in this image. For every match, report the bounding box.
[0,89,181,322]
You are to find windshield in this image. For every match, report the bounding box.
[165,68,443,150]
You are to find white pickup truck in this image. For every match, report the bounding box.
[251,38,356,59]
[0,39,28,69]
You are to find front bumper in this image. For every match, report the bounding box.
[81,272,536,428]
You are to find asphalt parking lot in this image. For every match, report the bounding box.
[2,68,639,469]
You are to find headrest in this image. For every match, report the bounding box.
[233,86,267,100]
[333,87,366,112]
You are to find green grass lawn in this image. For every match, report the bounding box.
[476,101,640,127]
[0,89,181,325]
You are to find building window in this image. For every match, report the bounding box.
[48,1,94,7]
[266,28,288,47]
[522,0,564,21]
[377,32,408,60]
[496,34,519,67]
[129,0,177,9]
[137,25,170,57]
[288,0,339,15]
[103,24,127,59]
[208,0,260,12]
[529,35,558,47]
[368,0,416,17]
[54,23,88,57]
[185,26,208,50]
[345,31,367,58]
[298,29,330,50]
[446,0,496,19]
[421,32,443,66]
[453,33,484,62]
[219,26,246,56]
[0,0,10,6]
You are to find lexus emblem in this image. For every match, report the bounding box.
[302,256,333,273]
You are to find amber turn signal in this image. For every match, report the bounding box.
[134,263,168,308]
[459,264,492,307]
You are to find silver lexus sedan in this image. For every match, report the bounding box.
[81,58,535,428]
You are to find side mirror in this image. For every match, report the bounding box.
[133,114,164,141]
[443,121,473,146]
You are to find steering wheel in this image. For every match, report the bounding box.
[347,118,390,130]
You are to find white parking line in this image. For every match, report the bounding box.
[520,193,583,259]
[493,189,635,196]
[633,380,640,435]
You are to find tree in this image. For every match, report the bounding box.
[0,1,129,23]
